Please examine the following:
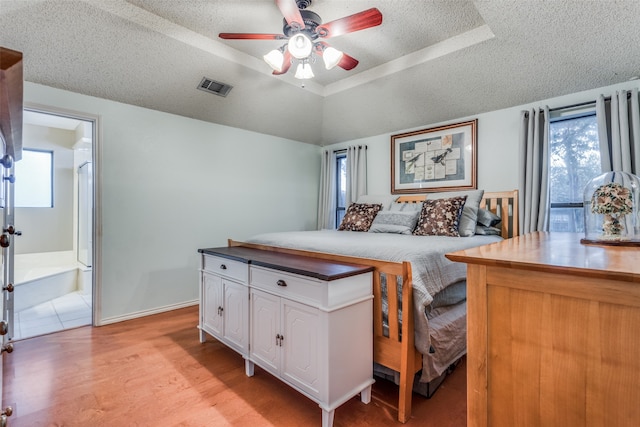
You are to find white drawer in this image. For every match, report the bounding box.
[250,266,323,306]
[203,255,248,283]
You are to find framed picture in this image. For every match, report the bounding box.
[391,119,477,194]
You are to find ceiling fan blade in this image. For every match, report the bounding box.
[272,50,292,75]
[276,0,305,29]
[316,8,382,38]
[315,42,359,70]
[219,33,284,40]
[337,52,359,70]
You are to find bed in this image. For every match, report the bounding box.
[228,190,519,423]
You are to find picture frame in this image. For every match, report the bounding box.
[391,119,477,194]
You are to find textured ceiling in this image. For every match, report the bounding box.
[1,0,640,145]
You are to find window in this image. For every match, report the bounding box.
[549,108,600,232]
[15,149,54,208]
[335,151,347,227]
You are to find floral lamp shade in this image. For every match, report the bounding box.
[582,171,640,246]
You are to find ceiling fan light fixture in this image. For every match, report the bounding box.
[294,62,314,79]
[263,48,285,72]
[288,33,313,59]
[322,46,343,70]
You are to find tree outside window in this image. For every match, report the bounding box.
[549,111,601,232]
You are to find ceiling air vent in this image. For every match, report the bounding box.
[197,77,233,97]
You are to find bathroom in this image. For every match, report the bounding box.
[10,109,94,340]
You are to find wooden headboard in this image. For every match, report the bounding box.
[395,189,519,239]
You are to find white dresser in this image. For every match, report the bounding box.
[198,246,374,427]
[199,253,250,356]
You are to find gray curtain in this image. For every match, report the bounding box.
[317,150,336,230]
[596,88,640,174]
[518,107,550,233]
[345,145,367,206]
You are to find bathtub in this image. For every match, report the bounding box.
[11,251,91,312]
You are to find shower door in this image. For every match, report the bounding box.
[78,161,92,267]
[0,154,17,423]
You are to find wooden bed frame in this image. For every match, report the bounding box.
[228,190,519,423]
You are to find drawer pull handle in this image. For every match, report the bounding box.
[276,279,287,287]
[220,264,227,270]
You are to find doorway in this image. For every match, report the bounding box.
[11,107,97,340]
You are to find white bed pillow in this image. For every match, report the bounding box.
[389,201,422,212]
[369,210,420,234]
[357,194,399,210]
[426,189,484,237]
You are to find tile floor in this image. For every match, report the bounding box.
[13,291,92,340]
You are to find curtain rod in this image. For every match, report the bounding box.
[548,99,596,113]
[546,91,634,113]
[332,145,367,153]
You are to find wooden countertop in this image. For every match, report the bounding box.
[198,246,374,282]
[446,231,640,283]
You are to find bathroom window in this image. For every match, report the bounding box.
[15,149,54,208]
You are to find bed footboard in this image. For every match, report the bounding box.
[228,239,420,423]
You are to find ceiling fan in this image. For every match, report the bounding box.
[219,0,383,80]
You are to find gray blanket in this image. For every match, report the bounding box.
[247,230,501,380]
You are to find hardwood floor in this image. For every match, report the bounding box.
[3,306,466,426]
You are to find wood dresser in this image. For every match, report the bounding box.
[446,232,640,427]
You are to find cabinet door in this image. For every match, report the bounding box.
[281,299,320,398]
[202,273,223,337]
[250,289,280,375]
[222,279,248,353]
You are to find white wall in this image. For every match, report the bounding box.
[23,78,640,323]
[24,83,321,322]
[325,80,640,195]
[16,124,74,254]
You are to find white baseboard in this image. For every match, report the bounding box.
[97,299,199,326]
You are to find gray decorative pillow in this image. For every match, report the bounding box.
[338,203,382,232]
[357,194,399,210]
[474,225,502,235]
[476,208,502,227]
[426,189,484,237]
[369,210,420,234]
[389,202,423,212]
[413,196,467,237]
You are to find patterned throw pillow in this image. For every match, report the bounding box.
[413,196,467,237]
[338,203,382,232]
[426,190,483,236]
